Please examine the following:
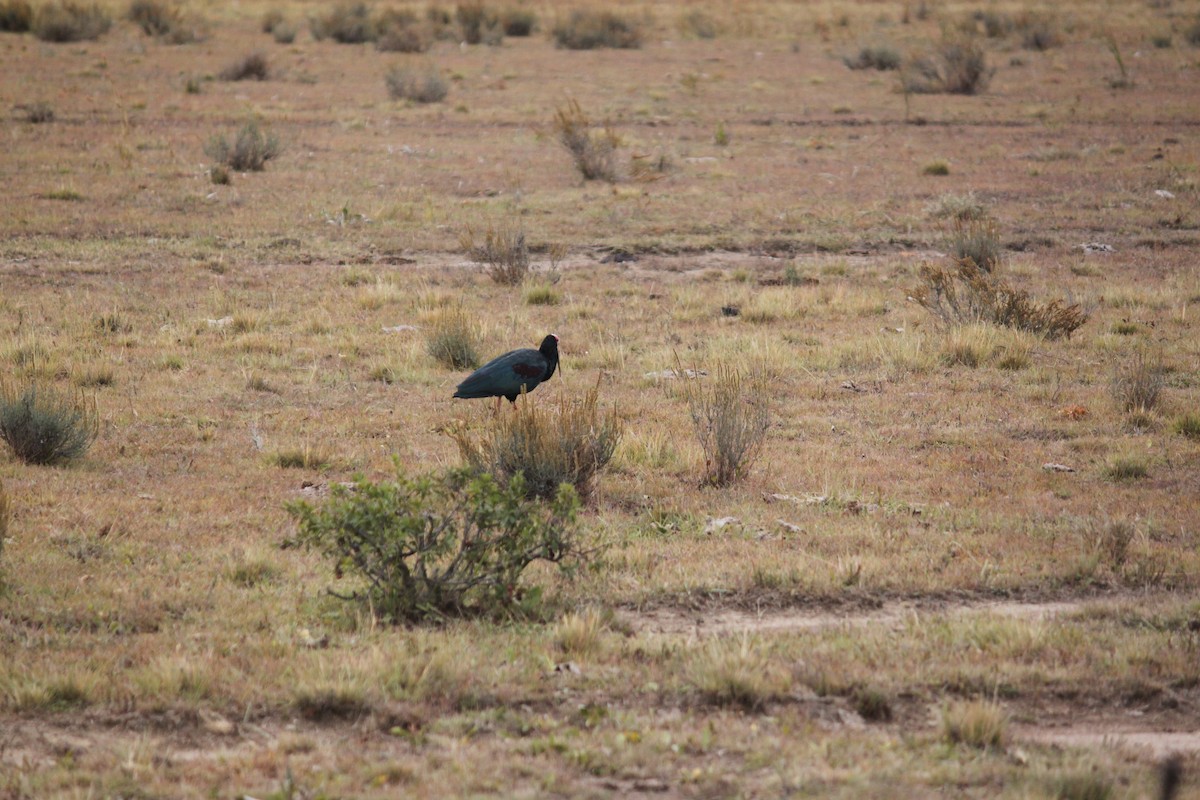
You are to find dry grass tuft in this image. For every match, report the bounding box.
[31,0,111,41]
[1173,413,1200,440]
[949,219,1002,271]
[219,52,269,81]
[941,699,1007,749]
[309,2,375,43]
[461,220,530,285]
[127,0,202,43]
[375,9,430,51]
[553,100,621,182]
[0,381,98,465]
[552,8,642,50]
[205,121,280,171]
[501,7,536,36]
[0,0,32,32]
[687,636,786,710]
[1104,456,1148,482]
[844,44,901,71]
[554,608,608,658]
[679,363,770,487]
[271,445,333,471]
[903,34,991,94]
[927,192,988,222]
[1111,350,1164,413]
[910,260,1088,340]
[385,65,448,103]
[424,306,480,370]
[444,382,621,504]
[456,0,501,45]
[1049,772,1115,800]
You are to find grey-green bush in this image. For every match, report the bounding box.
[205,121,280,171]
[0,382,98,465]
[32,1,111,41]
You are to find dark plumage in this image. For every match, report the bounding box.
[453,334,559,404]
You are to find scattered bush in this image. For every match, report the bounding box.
[927,192,987,222]
[679,363,770,487]
[0,381,99,465]
[0,0,32,31]
[385,65,448,103]
[424,306,480,370]
[922,160,950,176]
[1019,12,1062,51]
[32,1,112,42]
[910,259,1088,340]
[456,0,500,44]
[500,6,535,36]
[310,2,375,43]
[271,21,296,43]
[205,121,280,172]
[260,8,283,33]
[941,700,1007,749]
[209,165,230,185]
[844,44,901,71]
[20,102,54,123]
[678,9,717,39]
[127,0,181,37]
[1111,350,1164,413]
[552,9,641,50]
[219,52,269,81]
[903,34,991,94]
[461,220,530,285]
[287,464,583,623]
[977,10,1013,38]
[553,99,621,182]
[444,382,621,504]
[1090,519,1135,571]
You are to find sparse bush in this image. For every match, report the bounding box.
[1173,413,1200,439]
[1111,350,1164,413]
[942,700,1006,749]
[927,192,987,221]
[0,381,98,465]
[844,44,901,70]
[923,160,950,176]
[687,636,786,710]
[553,99,621,182]
[32,1,111,42]
[978,10,1013,38]
[271,21,296,43]
[209,165,230,185]
[375,9,430,51]
[950,218,1002,271]
[260,8,283,33]
[461,220,530,285]
[903,34,991,94]
[128,0,175,35]
[271,446,332,470]
[310,2,375,43]
[678,9,717,39]
[287,464,583,623]
[0,0,32,32]
[20,102,54,123]
[1091,519,1135,570]
[1186,18,1200,47]
[444,382,621,504]
[910,260,1088,340]
[456,0,500,44]
[852,686,893,722]
[1018,12,1062,51]
[385,65,448,103]
[424,306,480,370]
[205,121,280,172]
[552,9,642,50]
[219,52,269,81]
[500,6,535,36]
[680,363,770,487]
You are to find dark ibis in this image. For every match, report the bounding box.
[453,334,559,408]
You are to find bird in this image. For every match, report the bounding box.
[453,334,559,409]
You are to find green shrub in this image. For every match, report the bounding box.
[424,307,480,370]
[384,65,448,103]
[219,52,269,81]
[1111,350,1164,413]
[32,1,112,42]
[444,383,621,504]
[1173,413,1200,439]
[553,99,620,182]
[922,160,950,176]
[500,6,535,36]
[287,465,583,623]
[552,9,641,50]
[0,381,99,465]
[310,2,375,43]
[205,121,280,171]
[0,0,32,31]
[461,220,530,285]
[910,259,1088,340]
[844,44,901,70]
[679,363,770,487]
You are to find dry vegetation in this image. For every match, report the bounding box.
[2,0,1200,796]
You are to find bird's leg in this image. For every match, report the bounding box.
[493,396,502,415]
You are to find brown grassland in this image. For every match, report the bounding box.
[2,0,1200,796]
